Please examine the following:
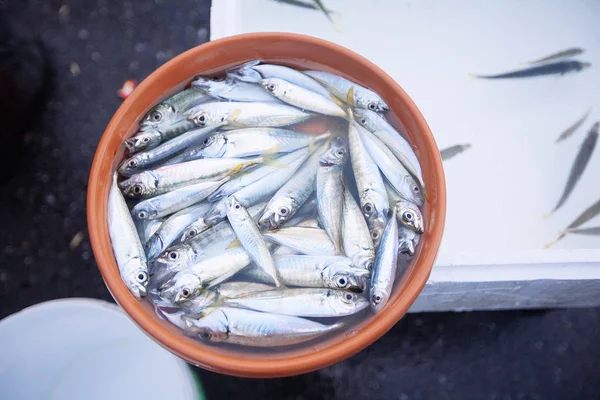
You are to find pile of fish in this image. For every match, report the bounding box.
[108,60,425,348]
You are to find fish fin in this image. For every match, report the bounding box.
[261,146,287,168]
[226,238,242,249]
[228,163,246,177]
[346,86,355,106]
[544,233,566,249]
[225,109,244,127]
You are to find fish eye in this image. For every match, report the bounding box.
[367,261,374,269]
[344,293,354,301]
[371,231,379,239]
[413,186,420,193]
[136,272,148,283]
[200,331,212,340]
[235,204,241,209]
[203,138,210,145]
[336,150,344,156]
[138,211,147,219]
[150,111,162,122]
[363,204,373,214]
[368,103,377,111]
[196,114,207,125]
[188,229,198,238]
[373,294,382,303]
[337,276,348,287]
[132,185,143,195]
[168,251,178,260]
[404,212,413,221]
[360,118,366,125]
[127,160,136,168]
[279,208,288,215]
[266,83,276,92]
[181,288,191,298]
[142,137,150,143]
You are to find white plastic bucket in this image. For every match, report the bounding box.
[0,298,204,400]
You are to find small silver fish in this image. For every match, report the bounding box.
[107,173,149,299]
[370,209,399,313]
[226,196,282,287]
[260,78,347,118]
[243,255,369,291]
[145,202,212,260]
[353,108,424,189]
[348,120,389,247]
[158,247,252,304]
[304,70,389,112]
[191,76,280,103]
[523,48,585,66]
[196,128,325,159]
[317,136,348,253]
[183,307,342,347]
[126,119,197,154]
[556,109,591,143]
[264,227,337,256]
[119,124,223,176]
[227,61,331,97]
[131,177,228,221]
[566,226,600,236]
[225,288,369,317]
[546,197,600,247]
[186,101,312,129]
[119,156,262,199]
[341,187,375,271]
[259,143,326,229]
[394,200,424,234]
[552,122,598,212]
[440,143,471,161]
[139,88,210,131]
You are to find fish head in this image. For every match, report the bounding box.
[158,272,203,305]
[139,103,178,130]
[180,222,208,242]
[360,190,389,247]
[259,196,296,230]
[190,76,222,93]
[332,290,370,314]
[152,244,199,283]
[353,252,375,272]
[395,176,424,207]
[370,285,390,313]
[199,132,227,158]
[226,195,249,221]
[396,201,424,234]
[118,152,149,177]
[187,107,223,128]
[119,171,158,199]
[398,227,419,257]
[354,91,389,113]
[324,260,370,292]
[260,78,285,97]
[121,259,149,300]
[352,108,379,133]
[203,200,227,226]
[320,136,348,166]
[131,202,159,221]
[124,130,162,153]
[182,309,229,343]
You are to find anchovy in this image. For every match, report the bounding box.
[471,60,591,79]
[556,109,591,143]
[440,144,471,160]
[553,122,598,212]
[524,48,585,65]
[183,307,342,347]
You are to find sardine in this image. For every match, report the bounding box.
[264,227,337,256]
[191,76,279,103]
[226,287,369,317]
[360,126,424,206]
[370,209,399,313]
[243,255,369,291]
[126,119,197,154]
[556,109,591,143]
[523,48,585,66]
[196,128,326,159]
[119,124,223,176]
[145,202,212,260]
[186,101,313,129]
[546,197,600,247]
[260,78,347,118]
[204,149,311,225]
[119,156,263,199]
[107,173,148,299]
[183,307,342,347]
[341,187,375,271]
[259,143,326,229]
[304,70,389,112]
[207,148,308,202]
[440,143,471,160]
[131,177,228,220]
[226,196,282,287]
[227,61,330,98]
[471,60,591,79]
[158,247,252,304]
[348,119,389,247]
[317,136,348,253]
[353,108,424,189]
[552,122,598,212]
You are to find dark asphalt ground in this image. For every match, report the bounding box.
[0,1,599,399]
